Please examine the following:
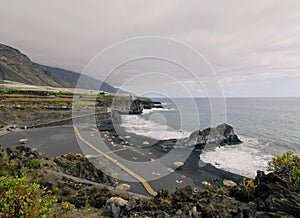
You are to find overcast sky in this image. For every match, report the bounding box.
[1,0,300,97]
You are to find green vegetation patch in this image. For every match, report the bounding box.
[0,175,57,218]
[268,151,300,186]
[26,159,42,169]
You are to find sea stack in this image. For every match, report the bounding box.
[189,123,242,150]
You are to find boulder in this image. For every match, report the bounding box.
[116,183,131,191]
[96,120,114,131]
[223,179,238,187]
[106,197,128,218]
[175,209,183,215]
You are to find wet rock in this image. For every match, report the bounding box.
[220,134,242,145]
[97,120,114,131]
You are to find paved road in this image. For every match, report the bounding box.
[74,125,157,196]
[0,126,197,196]
[0,126,81,157]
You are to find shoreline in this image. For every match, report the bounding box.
[0,123,244,196]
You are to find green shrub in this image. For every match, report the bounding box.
[0,175,57,218]
[267,151,300,186]
[242,178,257,199]
[60,201,75,214]
[0,149,10,176]
[206,186,230,197]
[292,166,300,186]
[26,159,42,169]
[0,120,8,127]
[83,199,90,216]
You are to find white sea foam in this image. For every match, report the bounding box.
[161,102,171,106]
[200,136,273,178]
[119,111,189,140]
[142,108,177,114]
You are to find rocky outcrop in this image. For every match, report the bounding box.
[103,171,300,217]
[1,145,299,217]
[54,153,115,186]
[155,123,242,152]
[1,145,115,187]
[188,123,242,148]
[254,171,300,217]
[105,197,128,218]
[141,100,163,109]
[4,145,49,162]
[198,194,240,217]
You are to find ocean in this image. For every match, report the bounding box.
[118,97,300,178]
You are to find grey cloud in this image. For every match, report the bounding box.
[0,0,300,96]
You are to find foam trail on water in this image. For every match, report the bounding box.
[120,112,189,140]
[142,108,177,114]
[200,136,273,178]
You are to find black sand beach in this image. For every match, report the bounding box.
[0,125,243,196]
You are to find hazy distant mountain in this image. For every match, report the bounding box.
[42,66,118,93]
[0,43,119,93]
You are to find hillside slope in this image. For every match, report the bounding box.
[43,65,118,93]
[0,44,63,87]
[0,44,118,92]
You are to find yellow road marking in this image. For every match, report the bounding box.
[105,147,128,154]
[85,147,128,157]
[74,126,157,196]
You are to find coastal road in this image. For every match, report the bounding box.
[0,126,82,156]
[73,126,157,196]
[0,125,198,196]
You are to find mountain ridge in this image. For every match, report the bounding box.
[0,43,118,93]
